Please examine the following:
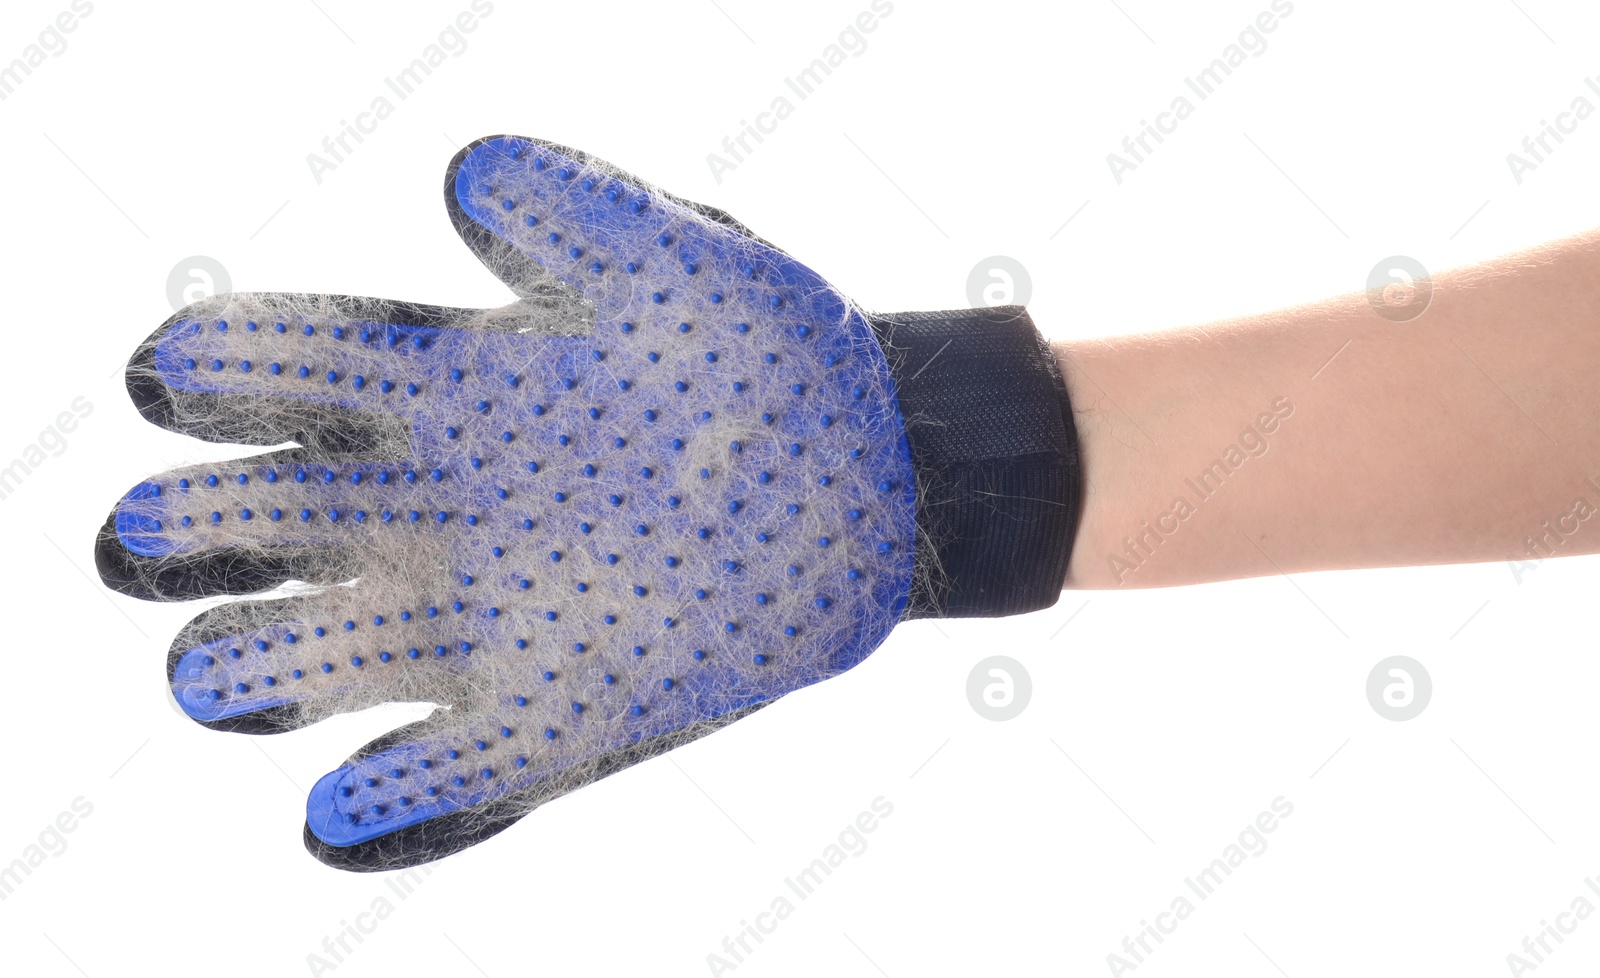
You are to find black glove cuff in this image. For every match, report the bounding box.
[868,306,1082,619]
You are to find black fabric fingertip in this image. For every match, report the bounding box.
[127,295,468,454]
[95,507,336,603]
[95,445,373,603]
[306,701,768,871]
[163,598,338,735]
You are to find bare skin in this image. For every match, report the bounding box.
[1058,227,1600,590]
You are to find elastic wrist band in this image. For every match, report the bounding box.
[869,306,1082,618]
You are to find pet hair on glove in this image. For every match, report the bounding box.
[96,136,1082,870]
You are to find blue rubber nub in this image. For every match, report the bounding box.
[307,767,367,845]
[173,644,293,721]
[117,481,178,557]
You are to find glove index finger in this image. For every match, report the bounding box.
[444,135,794,322]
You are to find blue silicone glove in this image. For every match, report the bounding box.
[97,136,1079,869]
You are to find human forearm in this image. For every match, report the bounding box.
[1058,228,1600,589]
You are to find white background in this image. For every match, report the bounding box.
[1,1,1599,975]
